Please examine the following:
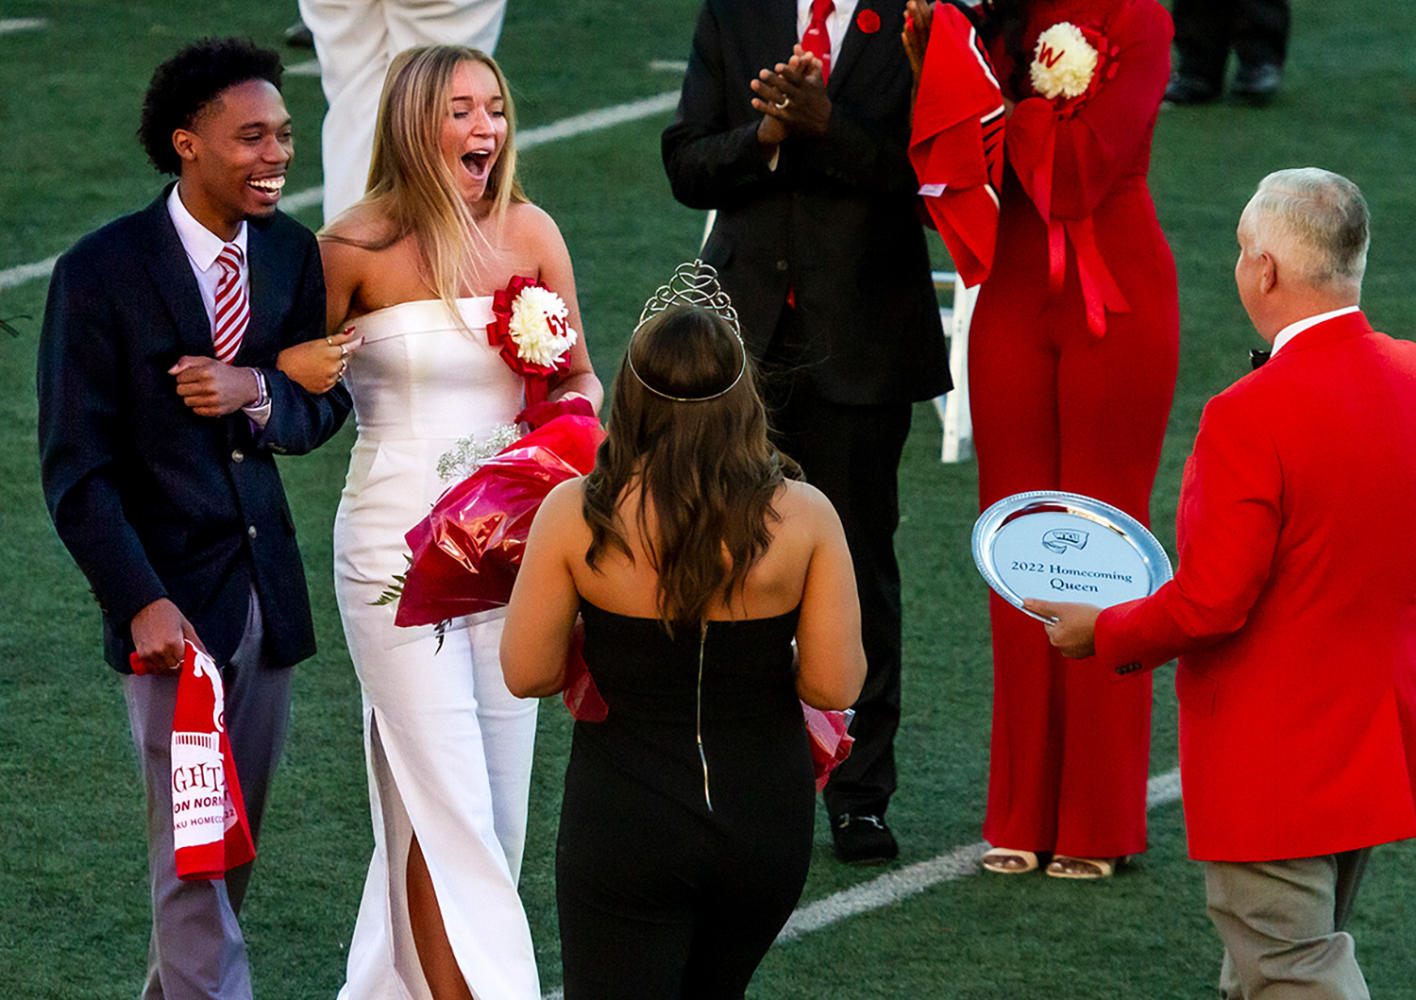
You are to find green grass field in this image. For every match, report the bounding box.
[2,1,1414,996]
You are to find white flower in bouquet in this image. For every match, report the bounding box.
[436,423,520,482]
[508,285,577,367]
[1030,22,1098,100]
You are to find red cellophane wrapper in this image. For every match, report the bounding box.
[559,618,608,722]
[395,398,605,628]
[130,640,256,880]
[392,397,610,720]
[802,704,855,792]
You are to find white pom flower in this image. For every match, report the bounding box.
[1030,22,1098,100]
[507,285,577,367]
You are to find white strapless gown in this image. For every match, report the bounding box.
[332,298,540,1000]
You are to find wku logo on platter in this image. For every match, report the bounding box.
[1042,528,1088,553]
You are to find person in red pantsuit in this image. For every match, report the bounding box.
[1033,168,1416,998]
[909,0,1179,878]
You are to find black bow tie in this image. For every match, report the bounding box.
[1249,348,1270,370]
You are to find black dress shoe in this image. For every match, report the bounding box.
[1231,62,1282,104]
[831,813,899,865]
[285,20,315,49]
[1163,72,1220,106]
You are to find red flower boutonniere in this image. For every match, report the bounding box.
[487,276,578,404]
[856,9,880,34]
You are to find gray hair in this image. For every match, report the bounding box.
[1246,168,1369,293]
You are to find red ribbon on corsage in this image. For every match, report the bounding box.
[487,276,577,404]
[1024,23,1128,337]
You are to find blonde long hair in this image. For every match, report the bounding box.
[327,45,528,315]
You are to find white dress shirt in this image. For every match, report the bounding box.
[797,0,859,69]
[166,186,270,426]
[1271,305,1361,356]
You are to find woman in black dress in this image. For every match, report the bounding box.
[501,273,867,999]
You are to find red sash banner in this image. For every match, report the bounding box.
[131,641,256,880]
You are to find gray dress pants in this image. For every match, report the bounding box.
[123,594,292,1000]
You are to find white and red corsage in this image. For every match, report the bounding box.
[1029,21,1119,115]
[487,276,577,405]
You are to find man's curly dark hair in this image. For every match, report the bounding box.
[138,38,284,176]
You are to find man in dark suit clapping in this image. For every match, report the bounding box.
[663,1,949,864]
[37,39,350,999]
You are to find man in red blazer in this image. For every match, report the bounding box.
[1029,168,1416,999]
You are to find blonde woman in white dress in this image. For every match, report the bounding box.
[279,45,600,1000]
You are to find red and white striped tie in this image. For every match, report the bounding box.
[212,243,248,364]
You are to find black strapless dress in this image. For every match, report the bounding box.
[556,599,815,999]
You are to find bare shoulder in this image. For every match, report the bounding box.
[536,477,590,534]
[502,201,566,253]
[776,480,842,534]
[318,206,392,267]
[321,203,391,247]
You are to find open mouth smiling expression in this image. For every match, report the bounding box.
[443,61,507,202]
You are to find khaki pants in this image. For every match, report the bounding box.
[1204,849,1371,999]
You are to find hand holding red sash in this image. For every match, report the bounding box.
[131,641,255,880]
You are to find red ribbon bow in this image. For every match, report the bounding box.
[487,276,574,404]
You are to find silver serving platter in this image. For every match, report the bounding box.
[972,490,1173,622]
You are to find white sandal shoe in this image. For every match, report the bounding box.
[1045,855,1123,879]
[980,847,1039,874]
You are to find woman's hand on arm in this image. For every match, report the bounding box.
[793,487,868,710]
[276,230,369,393]
[276,327,363,394]
[500,480,585,699]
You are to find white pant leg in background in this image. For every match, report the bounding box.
[299,0,508,223]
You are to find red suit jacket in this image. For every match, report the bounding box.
[1095,311,1416,861]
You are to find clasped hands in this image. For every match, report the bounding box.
[749,44,830,148]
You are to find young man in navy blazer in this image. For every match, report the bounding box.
[37,38,350,999]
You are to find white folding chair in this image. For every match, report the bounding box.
[932,270,976,463]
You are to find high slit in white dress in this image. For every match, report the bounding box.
[332,297,540,1000]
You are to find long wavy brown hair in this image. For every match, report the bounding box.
[582,305,799,632]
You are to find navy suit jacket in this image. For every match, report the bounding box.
[662,0,950,406]
[38,189,352,671]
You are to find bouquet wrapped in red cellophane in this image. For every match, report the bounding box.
[393,396,610,721]
[395,397,604,628]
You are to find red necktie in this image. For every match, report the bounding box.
[212,243,248,363]
[803,0,835,82]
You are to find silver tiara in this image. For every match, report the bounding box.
[628,260,747,403]
[636,259,743,337]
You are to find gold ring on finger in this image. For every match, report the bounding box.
[775,96,791,110]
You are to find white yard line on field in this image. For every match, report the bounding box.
[539,767,1183,999]
[0,89,682,294]
[0,18,47,35]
